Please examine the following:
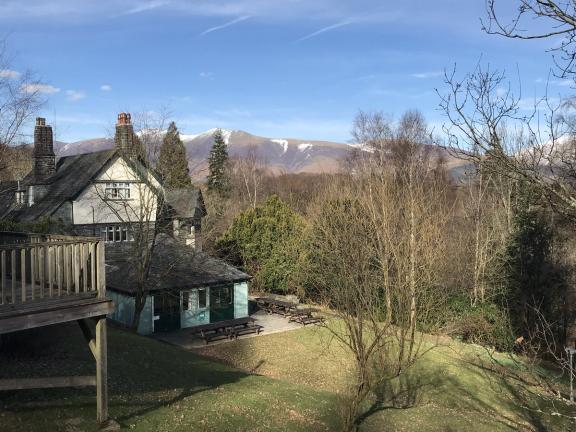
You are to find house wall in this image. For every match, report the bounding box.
[73,156,160,225]
[181,288,210,328]
[107,290,155,335]
[234,282,249,319]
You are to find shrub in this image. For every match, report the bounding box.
[441,296,514,351]
[216,195,305,294]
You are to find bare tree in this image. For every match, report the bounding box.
[306,110,451,430]
[231,144,266,209]
[483,0,576,77]
[0,38,45,179]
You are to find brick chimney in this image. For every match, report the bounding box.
[33,117,55,181]
[114,112,137,158]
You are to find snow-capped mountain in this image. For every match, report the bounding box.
[55,128,469,181]
[56,129,354,180]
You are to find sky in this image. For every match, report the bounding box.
[0,0,572,143]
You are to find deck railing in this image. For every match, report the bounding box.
[0,232,106,306]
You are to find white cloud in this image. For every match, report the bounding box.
[200,15,251,36]
[295,19,354,42]
[0,69,20,79]
[115,0,169,16]
[21,83,60,94]
[411,71,443,79]
[100,84,112,91]
[66,90,86,101]
[199,71,214,79]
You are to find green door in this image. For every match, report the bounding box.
[209,286,235,323]
[154,293,181,332]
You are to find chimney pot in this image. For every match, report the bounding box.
[115,112,137,158]
[33,118,55,181]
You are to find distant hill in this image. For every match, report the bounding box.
[56,128,470,181]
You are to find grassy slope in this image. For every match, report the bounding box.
[199,326,576,432]
[1,323,574,431]
[0,324,339,432]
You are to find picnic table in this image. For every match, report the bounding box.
[193,317,263,344]
[288,308,324,325]
[255,297,298,316]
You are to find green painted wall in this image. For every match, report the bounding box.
[234,282,249,319]
[107,290,154,335]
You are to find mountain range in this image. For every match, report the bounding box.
[55,128,468,180]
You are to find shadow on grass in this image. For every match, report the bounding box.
[0,322,251,428]
[352,347,573,432]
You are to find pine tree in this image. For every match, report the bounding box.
[207,128,231,195]
[158,122,191,189]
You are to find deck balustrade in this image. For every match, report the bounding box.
[0,232,105,307]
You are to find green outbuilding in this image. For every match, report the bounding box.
[105,234,250,335]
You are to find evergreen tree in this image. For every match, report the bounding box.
[502,183,565,341]
[158,122,191,189]
[207,128,231,195]
[216,195,305,293]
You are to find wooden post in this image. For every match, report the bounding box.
[56,245,62,297]
[30,247,35,301]
[74,244,80,294]
[95,316,108,424]
[97,241,106,299]
[65,245,71,294]
[11,250,16,304]
[90,243,96,292]
[1,250,5,305]
[19,249,25,303]
[46,245,53,298]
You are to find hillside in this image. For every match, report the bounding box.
[55,129,468,181]
[56,129,353,180]
[0,323,571,431]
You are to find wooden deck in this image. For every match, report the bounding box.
[0,232,114,426]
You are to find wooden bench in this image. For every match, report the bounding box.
[288,308,324,325]
[230,323,263,339]
[193,317,260,344]
[256,297,298,316]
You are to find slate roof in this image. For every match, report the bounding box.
[105,233,250,295]
[0,181,19,218]
[165,188,206,219]
[0,150,117,221]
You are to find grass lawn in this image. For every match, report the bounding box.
[1,322,575,431]
[198,325,576,431]
[0,323,339,432]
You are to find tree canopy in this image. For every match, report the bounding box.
[158,121,191,189]
[207,129,231,196]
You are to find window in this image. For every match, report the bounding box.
[182,291,190,311]
[102,225,131,242]
[15,191,25,205]
[104,182,131,199]
[198,288,207,309]
[212,287,231,307]
[181,289,206,311]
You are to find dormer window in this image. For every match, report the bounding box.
[104,182,131,199]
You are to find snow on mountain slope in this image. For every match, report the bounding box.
[57,129,352,179]
[56,127,468,181]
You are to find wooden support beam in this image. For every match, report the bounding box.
[1,250,5,305]
[95,317,108,424]
[0,375,96,391]
[0,300,113,335]
[77,319,97,359]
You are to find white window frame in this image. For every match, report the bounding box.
[104,182,131,200]
[102,225,131,243]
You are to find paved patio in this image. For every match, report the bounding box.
[153,310,302,349]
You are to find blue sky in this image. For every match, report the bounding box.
[0,0,571,143]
